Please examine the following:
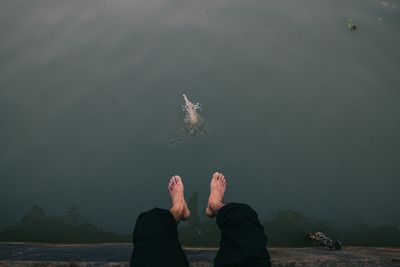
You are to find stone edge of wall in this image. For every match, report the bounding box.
[1,260,400,267]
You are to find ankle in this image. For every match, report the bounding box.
[169,207,182,222]
[210,200,224,212]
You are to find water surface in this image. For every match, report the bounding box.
[0,0,399,234]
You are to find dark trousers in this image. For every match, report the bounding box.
[130,203,271,267]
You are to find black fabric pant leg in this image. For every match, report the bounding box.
[214,203,271,267]
[130,208,189,267]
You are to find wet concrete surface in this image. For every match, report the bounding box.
[1,243,400,266]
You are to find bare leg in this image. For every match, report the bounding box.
[168,175,191,222]
[205,172,227,218]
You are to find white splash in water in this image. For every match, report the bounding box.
[183,94,205,134]
[183,94,200,124]
[168,94,207,149]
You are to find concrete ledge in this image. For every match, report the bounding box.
[1,243,400,267]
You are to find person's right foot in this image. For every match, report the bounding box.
[205,172,227,218]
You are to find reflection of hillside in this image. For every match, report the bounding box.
[264,210,340,246]
[1,202,400,246]
[264,210,400,247]
[0,205,130,243]
[179,198,400,247]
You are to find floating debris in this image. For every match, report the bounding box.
[381,1,396,8]
[347,18,358,31]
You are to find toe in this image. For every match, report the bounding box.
[212,172,219,180]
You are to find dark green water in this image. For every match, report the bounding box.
[1,0,399,237]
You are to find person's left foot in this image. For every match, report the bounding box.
[168,175,191,222]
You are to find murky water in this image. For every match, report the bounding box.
[0,0,399,236]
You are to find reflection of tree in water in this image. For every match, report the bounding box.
[187,192,201,228]
[179,191,220,246]
[64,204,87,226]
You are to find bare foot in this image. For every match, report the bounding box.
[205,172,226,218]
[168,175,190,222]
